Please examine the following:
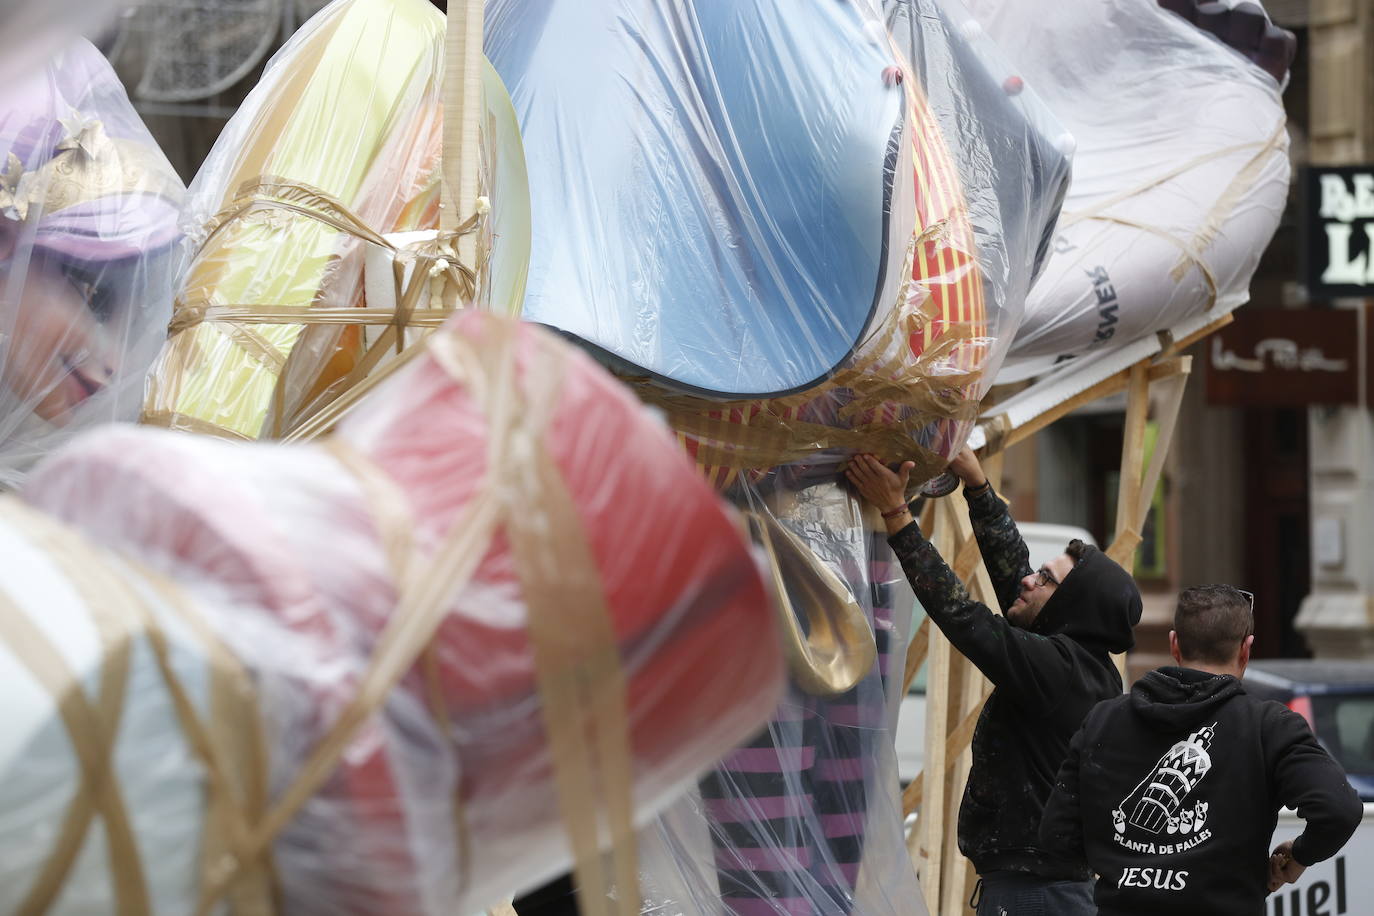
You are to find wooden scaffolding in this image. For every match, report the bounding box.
[904,314,1233,914]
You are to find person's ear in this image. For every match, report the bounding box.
[1237,634,1254,675]
[1169,630,1182,666]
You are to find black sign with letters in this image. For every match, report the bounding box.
[1305,165,1374,299]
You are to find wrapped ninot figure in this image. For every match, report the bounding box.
[485,0,1068,912]
[975,0,1295,382]
[143,0,530,441]
[0,39,184,487]
[2,312,782,914]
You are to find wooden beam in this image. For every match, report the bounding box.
[915,499,959,911]
[907,349,1205,901]
[905,492,999,913]
[442,0,486,273]
[938,492,994,914]
[902,616,931,697]
[901,694,986,817]
[940,649,977,916]
[978,353,1190,460]
[1135,357,1191,525]
[1156,312,1234,361]
[907,327,1224,899]
[1113,362,1151,547]
[917,620,952,912]
[902,769,923,812]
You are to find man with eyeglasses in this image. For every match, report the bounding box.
[1039,584,1361,915]
[845,448,1142,915]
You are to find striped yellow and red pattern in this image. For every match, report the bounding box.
[642,72,989,489]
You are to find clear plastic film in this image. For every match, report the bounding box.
[0,0,127,84]
[485,2,1069,914]
[142,0,531,441]
[486,0,1068,494]
[0,39,184,488]
[3,311,782,914]
[884,0,1074,389]
[631,479,924,916]
[975,0,1295,383]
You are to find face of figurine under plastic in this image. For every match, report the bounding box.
[0,39,184,485]
[0,225,134,423]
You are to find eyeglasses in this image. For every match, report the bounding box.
[1035,567,1060,588]
[1233,587,1255,610]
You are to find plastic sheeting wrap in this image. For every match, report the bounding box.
[0,0,127,84]
[633,481,921,916]
[976,0,1294,383]
[0,39,183,488]
[885,0,1072,380]
[4,312,782,914]
[486,0,1067,494]
[143,0,531,441]
[485,1,1067,913]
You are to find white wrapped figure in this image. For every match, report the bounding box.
[974,0,1295,381]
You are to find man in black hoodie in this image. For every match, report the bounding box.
[1040,585,1363,915]
[845,449,1142,915]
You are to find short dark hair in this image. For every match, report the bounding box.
[1174,585,1254,664]
[1065,539,1095,564]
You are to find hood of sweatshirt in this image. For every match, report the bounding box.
[1129,666,1245,732]
[1030,544,1142,653]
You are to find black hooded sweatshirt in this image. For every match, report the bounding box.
[889,484,1142,879]
[1040,667,1363,916]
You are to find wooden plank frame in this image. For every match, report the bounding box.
[904,349,1196,912]
[442,0,486,272]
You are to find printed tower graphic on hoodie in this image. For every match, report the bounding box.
[1113,723,1216,838]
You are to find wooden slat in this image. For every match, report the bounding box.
[908,337,1224,906]
[939,649,976,916]
[442,0,486,272]
[1135,357,1191,524]
[902,616,931,697]
[915,498,960,912]
[1113,362,1151,546]
[979,354,1189,460]
[917,624,952,912]
[1156,312,1234,361]
[939,492,995,914]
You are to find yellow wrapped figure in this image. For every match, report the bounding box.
[143,0,529,440]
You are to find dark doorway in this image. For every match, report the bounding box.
[1243,408,1311,659]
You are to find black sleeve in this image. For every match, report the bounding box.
[1040,718,1090,867]
[965,484,1033,613]
[1265,705,1364,866]
[889,520,1074,709]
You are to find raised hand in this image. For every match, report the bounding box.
[843,453,914,515]
[947,447,987,490]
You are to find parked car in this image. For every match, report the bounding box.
[1243,659,1374,802]
[895,521,1097,785]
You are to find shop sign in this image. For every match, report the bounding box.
[1267,805,1374,915]
[1205,307,1367,407]
[1305,166,1374,299]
